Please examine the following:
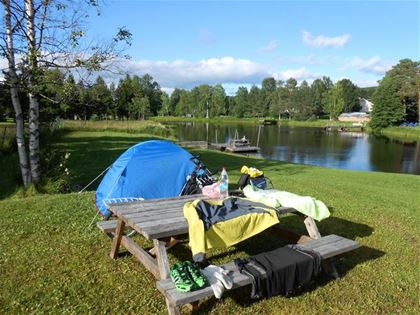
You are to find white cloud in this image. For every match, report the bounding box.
[272,67,320,81]
[302,30,350,48]
[116,56,269,88]
[351,56,394,75]
[258,40,279,52]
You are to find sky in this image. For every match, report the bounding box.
[3,0,419,94]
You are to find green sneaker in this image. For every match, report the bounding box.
[184,261,207,288]
[170,263,196,292]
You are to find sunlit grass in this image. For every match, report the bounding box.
[0,129,419,314]
[380,126,420,141]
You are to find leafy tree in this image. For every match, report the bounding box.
[210,84,226,117]
[261,77,276,117]
[248,86,263,117]
[311,76,332,116]
[175,90,192,117]
[159,92,171,116]
[284,78,298,118]
[371,77,404,129]
[325,83,345,120]
[232,87,248,118]
[0,81,12,120]
[138,74,162,116]
[170,88,183,115]
[115,75,133,119]
[294,80,314,120]
[90,76,113,118]
[129,95,150,120]
[371,59,419,128]
[337,79,359,112]
[269,84,288,119]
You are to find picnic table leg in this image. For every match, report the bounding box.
[110,219,125,259]
[304,216,339,278]
[153,239,180,315]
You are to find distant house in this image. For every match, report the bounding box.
[338,98,374,123]
[359,98,374,113]
[338,112,370,123]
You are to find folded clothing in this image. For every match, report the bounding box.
[243,185,330,221]
[184,197,280,261]
[235,245,322,298]
[201,265,233,299]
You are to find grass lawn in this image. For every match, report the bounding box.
[0,130,419,314]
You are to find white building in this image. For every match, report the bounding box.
[359,98,374,113]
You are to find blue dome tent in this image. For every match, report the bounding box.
[95,140,197,219]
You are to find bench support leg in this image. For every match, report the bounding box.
[153,239,180,315]
[110,219,125,259]
[166,301,180,315]
[153,238,171,279]
[303,216,339,278]
[303,216,321,239]
[149,237,179,256]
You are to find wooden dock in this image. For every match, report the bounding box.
[176,141,209,149]
[209,142,259,153]
[260,119,278,125]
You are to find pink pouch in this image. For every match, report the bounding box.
[202,182,222,200]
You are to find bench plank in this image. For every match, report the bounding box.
[97,220,118,234]
[157,234,360,307]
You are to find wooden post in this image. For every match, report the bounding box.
[154,239,180,315]
[303,216,339,278]
[304,216,321,239]
[256,125,261,147]
[110,219,125,259]
[153,239,171,279]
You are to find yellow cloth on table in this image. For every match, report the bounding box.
[183,198,279,258]
[241,165,264,178]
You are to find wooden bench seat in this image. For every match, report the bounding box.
[97,220,118,234]
[156,234,359,310]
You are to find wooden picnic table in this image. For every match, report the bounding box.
[106,194,333,313]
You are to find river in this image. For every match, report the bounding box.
[167,122,420,175]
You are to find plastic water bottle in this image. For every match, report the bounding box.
[219,167,229,198]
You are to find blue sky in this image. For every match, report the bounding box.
[89,0,419,93]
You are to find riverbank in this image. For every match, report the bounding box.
[152,116,420,141]
[0,130,419,314]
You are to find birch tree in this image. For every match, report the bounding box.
[1,0,131,186]
[2,0,31,186]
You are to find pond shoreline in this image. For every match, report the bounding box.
[151,117,420,142]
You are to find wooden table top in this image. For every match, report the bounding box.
[109,194,204,240]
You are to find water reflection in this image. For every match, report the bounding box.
[168,122,420,175]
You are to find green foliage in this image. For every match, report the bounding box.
[325,83,345,120]
[232,87,248,118]
[371,77,404,129]
[311,77,333,116]
[371,59,420,129]
[129,95,151,119]
[337,78,360,112]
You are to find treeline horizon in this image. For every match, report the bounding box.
[0,58,418,128]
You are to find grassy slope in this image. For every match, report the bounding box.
[0,131,419,314]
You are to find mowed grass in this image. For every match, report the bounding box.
[0,130,419,314]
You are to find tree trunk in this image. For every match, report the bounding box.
[4,0,31,186]
[25,0,40,183]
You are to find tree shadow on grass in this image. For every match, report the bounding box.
[183,215,385,314]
